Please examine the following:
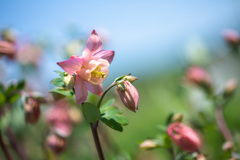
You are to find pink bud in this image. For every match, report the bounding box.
[0,40,16,57]
[186,66,211,87]
[167,122,201,152]
[46,133,66,154]
[223,29,240,46]
[116,81,139,112]
[24,97,41,124]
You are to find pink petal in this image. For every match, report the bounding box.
[57,57,83,75]
[75,76,88,104]
[85,82,103,96]
[82,30,102,58]
[93,50,115,64]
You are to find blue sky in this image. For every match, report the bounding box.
[1,1,240,85]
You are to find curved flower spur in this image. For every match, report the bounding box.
[57,30,114,104]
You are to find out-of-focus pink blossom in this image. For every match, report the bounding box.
[57,30,114,104]
[223,29,240,46]
[16,44,42,66]
[116,81,139,112]
[46,133,66,154]
[24,97,41,124]
[0,40,16,58]
[167,122,201,152]
[45,100,73,137]
[186,66,211,86]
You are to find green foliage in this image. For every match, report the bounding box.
[100,99,128,132]
[55,70,67,77]
[82,102,100,123]
[51,77,65,87]
[50,71,74,97]
[0,80,25,107]
[49,88,74,96]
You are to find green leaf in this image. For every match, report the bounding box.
[5,84,16,96]
[8,93,21,103]
[49,88,74,96]
[51,78,65,87]
[16,80,25,90]
[82,102,100,123]
[0,92,6,107]
[55,71,66,77]
[100,106,128,131]
[101,106,128,125]
[165,112,174,125]
[100,118,123,132]
[100,98,115,110]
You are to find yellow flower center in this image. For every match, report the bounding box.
[91,66,106,79]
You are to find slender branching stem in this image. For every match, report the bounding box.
[215,106,233,141]
[97,82,117,108]
[0,130,13,160]
[90,123,105,160]
[5,127,28,160]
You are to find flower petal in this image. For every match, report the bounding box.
[85,81,103,96]
[75,76,88,104]
[93,50,115,64]
[57,57,83,75]
[82,30,102,58]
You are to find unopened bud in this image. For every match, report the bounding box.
[197,154,207,160]
[46,133,66,154]
[167,122,201,152]
[24,97,41,124]
[63,74,75,89]
[172,113,183,122]
[222,140,234,151]
[139,140,158,150]
[223,29,240,47]
[186,66,212,94]
[116,81,139,112]
[224,79,237,98]
[0,41,15,56]
[1,29,16,44]
[124,76,138,83]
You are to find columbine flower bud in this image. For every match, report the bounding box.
[0,40,16,57]
[167,122,201,152]
[63,74,75,89]
[139,140,158,150]
[116,81,139,112]
[172,113,183,122]
[223,29,240,47]
[46,133,66,154]
[24,97,41,124]
[224,79,237,98]
[186,66,212,94]
[124,76,138,83]
[222,140,234,151]
[197,154,207,160]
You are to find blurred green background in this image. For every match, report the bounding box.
[1,1,240,160]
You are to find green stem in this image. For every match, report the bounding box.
[97,82,117,108]
[90,123,104,160]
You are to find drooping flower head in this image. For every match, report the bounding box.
[167,122,201,152]
[45,100,74,137]
[116,79,139,112]
[57,30,114,104]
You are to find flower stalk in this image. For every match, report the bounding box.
[90,123,104,160]
[0,130,13,160]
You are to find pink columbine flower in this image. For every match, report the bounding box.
[116,81,139,112]
[57,30,114,104]
[167,122,201,152]
[0,40,16,58]
[45,100,73,137]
